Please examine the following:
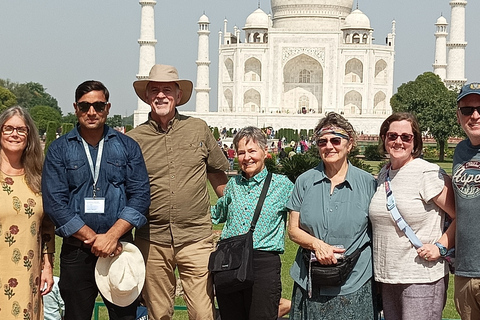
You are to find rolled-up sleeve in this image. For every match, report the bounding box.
[42,140,86,237]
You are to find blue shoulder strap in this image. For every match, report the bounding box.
[384,164,423,249]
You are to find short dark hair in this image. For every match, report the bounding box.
[75,80,109,102]
[379,112,423,158]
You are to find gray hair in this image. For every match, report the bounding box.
[232,126,267,152]
[314,112,357,147]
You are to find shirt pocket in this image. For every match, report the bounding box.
[65,159,89,188]
[106,158,127,186]
[178,142,207,168]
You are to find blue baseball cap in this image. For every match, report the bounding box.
[457,83,480,102]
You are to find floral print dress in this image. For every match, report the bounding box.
[0,174,55,320]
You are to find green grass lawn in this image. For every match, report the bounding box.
[54,159,460,319]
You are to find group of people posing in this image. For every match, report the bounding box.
[1,63,480,320]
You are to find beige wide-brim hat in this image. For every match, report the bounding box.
[95,242,145,307]
[133,64,193,106]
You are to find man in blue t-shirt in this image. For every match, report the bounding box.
[452,82,480,320]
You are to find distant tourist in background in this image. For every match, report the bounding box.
[227,144,236,170]
[0,106,55,320]
[287,112,377,319]
[369,112,455,320]
[452,83,480,320]
[211,126,294,320]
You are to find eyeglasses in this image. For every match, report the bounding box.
[386,132,414,143]
[458,106,480,116]
[317,137,344,147]
[2,125,28,136]
[76,101,108,113]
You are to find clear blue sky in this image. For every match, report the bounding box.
[1,0,478,117]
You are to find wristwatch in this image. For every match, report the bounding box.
[435,242,447,257]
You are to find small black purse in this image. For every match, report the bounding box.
[302,242,370,287]
[208,173,272,294]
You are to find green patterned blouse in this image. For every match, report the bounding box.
[211,168,294,252]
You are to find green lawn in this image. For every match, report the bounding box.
[53,160,460,319]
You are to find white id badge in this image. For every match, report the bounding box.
[84,198,105,213]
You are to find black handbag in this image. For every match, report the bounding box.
[208,172,272,294]
[302,241,370,287]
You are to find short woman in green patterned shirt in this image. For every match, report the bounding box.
[211,126,294,320]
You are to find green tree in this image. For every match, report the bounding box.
[122,114,134,126]
[0,79,61,113]
[61,123,74,136]
[106,115,123,128]
[364,144,382,161]
[390,72,460,161]
[0,87,17,112]
[213,127,220,140]
[44,121,58,153]
[29,105,61,135]
[62,112,77,126]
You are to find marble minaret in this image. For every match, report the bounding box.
[134,0,157,127]
[433,16,448,81]
[195,14,211,113]
[445,0,467,88]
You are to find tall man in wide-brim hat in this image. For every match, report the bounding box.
[127,64,229,320]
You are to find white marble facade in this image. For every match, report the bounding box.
[192,0,396,134]
[135,0,397,134]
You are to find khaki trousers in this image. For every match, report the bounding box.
[455,275,480,320]
[136,235,215,320]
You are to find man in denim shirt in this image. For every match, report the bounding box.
[42,80,150,320]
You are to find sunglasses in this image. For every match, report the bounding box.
[458,106,480,116]
[386,132,414,142]
[76,101,108,113]
[317,137,344,147]
[2,125,28,136]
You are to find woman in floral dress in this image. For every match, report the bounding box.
[0,106,55,319]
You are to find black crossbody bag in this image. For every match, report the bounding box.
[302,241,370,287]
[208,172,272,294]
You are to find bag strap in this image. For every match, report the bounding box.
[384,164,423,249]
[250,172,273,232]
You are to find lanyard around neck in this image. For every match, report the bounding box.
[81,137,104,199]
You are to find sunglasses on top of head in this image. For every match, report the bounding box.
[76,101,108,113]
[317,137,345,147]
[458,106,480,116]
[386,132,414,143]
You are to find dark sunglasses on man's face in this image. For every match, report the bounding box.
[317,137,344,147]
[386,132,414,143]
[458,106,480,116]
[76,101,107,113]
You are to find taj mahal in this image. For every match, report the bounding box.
[133,0,467,134]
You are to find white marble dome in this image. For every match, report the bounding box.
[245,8,269,29]
[344,9,371,29]
[271,0,354,30]
[198,14,209,24]
[436,15,448,25]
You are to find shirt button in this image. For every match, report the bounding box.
[171,175,175,179]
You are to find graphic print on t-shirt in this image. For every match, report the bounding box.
[452,161,480,199]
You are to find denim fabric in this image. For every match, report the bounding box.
[42,125,150,237]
